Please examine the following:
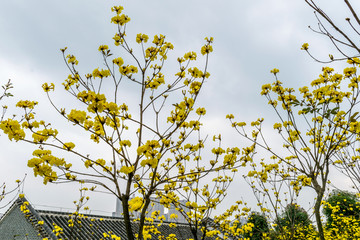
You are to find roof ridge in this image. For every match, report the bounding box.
[36,209,194,226]
[22,197,58,239]
[5,197,58,240]
[37,209,124,219]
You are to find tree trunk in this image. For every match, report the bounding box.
[313,181,325,240]
[191,227,198,240]
[137,197,151,240]
[122,195,135,240]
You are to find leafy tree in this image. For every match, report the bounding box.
[0,5,240,240]
[274,203,312,239]
[323,190,360,227]
[321,190,360,239]
[244,212,269,240]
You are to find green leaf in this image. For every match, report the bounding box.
[349,112,359,122]
[330,107,339,115]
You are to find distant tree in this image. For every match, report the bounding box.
[322,190,360,238]
[274,203,312,239]
[243,212,269,240]
[323,190,360,227]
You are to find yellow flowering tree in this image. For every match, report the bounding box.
[303,0,360,212]
[228,62,360,240]
[158,152,238,240]
[232,153,317,239]
[242,155,310,238]
[0,5,241,240]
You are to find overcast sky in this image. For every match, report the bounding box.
[0,0,358,217]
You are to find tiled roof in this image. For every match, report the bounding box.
[0,197,214,240]
[0,197,55,239]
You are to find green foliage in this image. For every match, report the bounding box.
[323,190,360,228]
[275,203,312,238]
[244,212,269,240]
[1,79,13,121]
[0,79,13,101]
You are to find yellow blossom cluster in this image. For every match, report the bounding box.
[0,118,25,141]
[28,149,72,184]
[128,196,143,212]
[137,140,161,168]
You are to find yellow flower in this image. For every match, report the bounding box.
[169,223,177,228]
[92,68,111,79]
[67,109,87,124]
[42,83,55,92]
[119,140,131,147]
[111,6,124,14]
[119,65,138,75]
[237,122,246,127]
[16,100,38,109]
[301,43,309,50]
[98,45,109,52]
[343,67,356,77]
[111,14,130,25]
[226,114,234,119]
[201,44,213,55]
[196,107,206,115]
[0,119,26,141]
[66,54,78,65]
[270,68,279,74]
[136,33,149,43]
[128,196,143,212]
[113,33,123,46]
[170,213,178,219]
[96,158,106,166]
[120,165,134,174]
[63,142,75,151]
[184,51,197,60]
[205,37,214,43]
[112,57,124,66]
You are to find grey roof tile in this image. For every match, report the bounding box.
[0,197,216,240]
